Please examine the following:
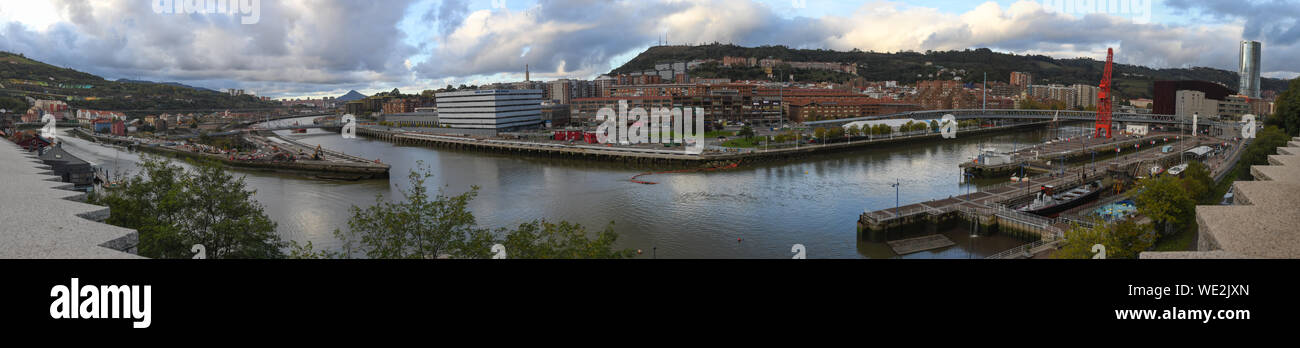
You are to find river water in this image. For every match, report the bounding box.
[58,118,1089,259]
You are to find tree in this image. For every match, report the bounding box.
[1055,220,1155,259]
[847,124,860,137]
[1238,126,1291,180]
[1270,77,1300,136]
[457,221,636,259]
[0,96,29,113]
[300,163,637,259]
[813,127,826,139]
[332,166,483,259]
[738,125,755,138]
[827,126,843,139]
[1182,161,1213,202]
[1135,176,1196,236]
[96,156,285,258]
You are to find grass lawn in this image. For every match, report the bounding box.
[1152,220,1198,251]
[705,130,735,138]
[722,137,763,148]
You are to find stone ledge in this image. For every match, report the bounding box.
[0,141,143,259]
[1143,137,1300,259]
[1140,250,1244,259]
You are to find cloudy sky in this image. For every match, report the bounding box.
[1,0,1296,99]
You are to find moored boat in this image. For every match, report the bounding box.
[1017,181,1103,217]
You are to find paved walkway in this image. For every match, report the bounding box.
[0,141,141,258]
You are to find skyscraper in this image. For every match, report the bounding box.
[1239,40,1262,98]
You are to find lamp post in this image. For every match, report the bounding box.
[892,179,900,218]
[1091,150,1096,177]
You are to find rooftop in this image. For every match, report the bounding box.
[0,141,141,259]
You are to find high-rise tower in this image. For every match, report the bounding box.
[1239,40,1262,98]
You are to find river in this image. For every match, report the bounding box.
[58,118,1090,258]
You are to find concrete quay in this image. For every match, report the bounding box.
[859,136,1227,244]
[961,133,1187,178]
[72,128,389,180]
[357,121,1051,166]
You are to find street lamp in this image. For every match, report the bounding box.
[963,172,974,197]
[891,179,900,218]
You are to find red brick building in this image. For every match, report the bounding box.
[382,98,421,114]
[786,100,922,122]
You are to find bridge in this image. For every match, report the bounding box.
[193,117,342,137]
[803,109,1235,128]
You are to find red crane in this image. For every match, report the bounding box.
[1095,48,1114,138]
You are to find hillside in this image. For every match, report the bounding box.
[337,90,367,101]
[0,51,279,114]
[117,79,220,93]
[613,44,1290,100]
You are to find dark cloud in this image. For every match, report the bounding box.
[437,0,469,37]
[1166,0,1300,45]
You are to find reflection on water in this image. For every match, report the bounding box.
[58,120,1089,259]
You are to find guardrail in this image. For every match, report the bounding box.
[985,238,1061,259]
[804,109,1222,127]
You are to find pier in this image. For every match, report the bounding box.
[354,120,1052,166]
[71,128,389,180]
[858,134,1238,255]
[961,132,1190,177]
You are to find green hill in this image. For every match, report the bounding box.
[613,44,1289,100]
[0,51,279,114]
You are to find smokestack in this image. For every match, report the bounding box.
[526,64,530,82]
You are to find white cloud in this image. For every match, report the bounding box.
[1,0,1295,98]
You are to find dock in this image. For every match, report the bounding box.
[357,120,1052,166]
[860,135,1235,245]
[961,132,1185,177]
[70,128,389,180]
[887,234,957,255]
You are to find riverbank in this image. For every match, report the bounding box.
[356,121,1053,167]
[70,128,390,180]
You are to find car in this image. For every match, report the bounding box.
[1221,188,1235,205]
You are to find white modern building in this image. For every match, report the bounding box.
[435,89,543,130]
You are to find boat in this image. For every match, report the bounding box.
[1166,164,1188,176]
[1017,181,1104,217]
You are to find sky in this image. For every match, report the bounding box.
[1,0,1297,99]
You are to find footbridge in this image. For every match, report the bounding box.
[804,109,1233,128]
